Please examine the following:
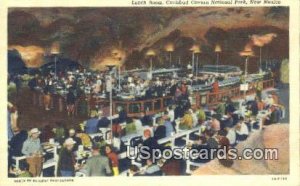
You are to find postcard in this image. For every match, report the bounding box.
[0,0,299,186]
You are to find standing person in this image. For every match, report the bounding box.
[21,128,43,177]
[57,138,77,177]
[84,146,112,176]
[66,89,76,116]
[7,103,14,141]
[8,127,28,168]
[43,86,51,111]
[212,79,219,93]
[105,145,119,176]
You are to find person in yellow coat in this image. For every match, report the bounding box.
[179,110,193,130]
[75,129,92,148]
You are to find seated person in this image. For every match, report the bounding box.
[40,125,55,143]
[265,105,281,125]
[97,111,110,128]
[133,117,144,136]
[222,112,234,129]
[144,159,162,176]
[225,97,236,114]
[128,165,142,176]
[125,118,137,135]
[104,132,123,153]
[154,117,166,140]
[264,94,274,108]
[53,122,66,145]
[215,102,225,116]
[191,109,199,127]
[205,129,219,150]
[248,100,259,116]
[256,96,265,111]
[84,111,100,134]
[196,105,206,124]
[167,105,176,122]
[75,129,92,148]
[190,136,212,163]
[216,130,230,151]
[93,136,107,149]
[67,128,82,151]
[179,110,193,130]
[210,114,220,132]
[163,115,174,137]
[8,126,28,168]
[140,112,153,126]
[235,117,249,141]
[142,129,161,161]
[174,105,184,120]
[224,127,236,146]
[117,107,127,124]
[9,126,28,157]
[160,157,186,175]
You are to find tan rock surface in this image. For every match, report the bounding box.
[193,124,289,175]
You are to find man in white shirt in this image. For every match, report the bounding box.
[225,127,236,146]
[133,117,144,136]
[235,117,249,142]
[167,105,175,122]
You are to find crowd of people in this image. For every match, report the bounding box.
[20,66,259,116]
[6,64,284,177]
[7,83,284,177]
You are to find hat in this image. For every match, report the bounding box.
[98,110,103,117]
[69,128,75,134]
[65,138,76,145]
[30,128,41,135]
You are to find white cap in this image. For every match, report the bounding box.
[65,138,76,145]
[69,128,75,134]
[30,128,41,135]
[98,110,103,116]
